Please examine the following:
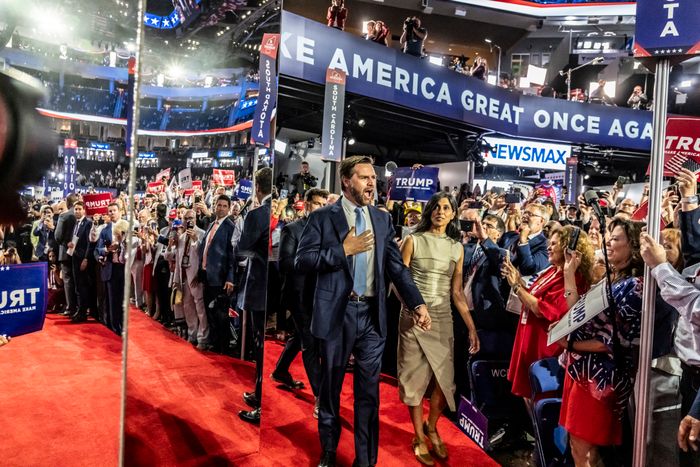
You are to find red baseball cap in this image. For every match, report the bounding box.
[294,200,305,211]
[168,208,178,219]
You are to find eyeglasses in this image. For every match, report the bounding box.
[524,211,543,219]
[482,223,498,230]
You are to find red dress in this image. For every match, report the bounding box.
[507,267,584,398]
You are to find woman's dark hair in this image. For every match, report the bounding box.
[413,192,461,241]
[608,218,645,280]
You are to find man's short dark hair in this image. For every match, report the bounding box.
[301,161,309,166]
[73,201,84,208]
[216,194,231,207]
[255,167,273,196]
[305,188,330,202]
[66,193,79,208]
[156,203,167,216]
[108,202,120,209]
[483,214,505,234]
[339,156,373,181]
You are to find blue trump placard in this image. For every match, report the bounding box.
[634,0,700,58]
[0,263,48,338]
[389,167,439,203]
[236,179,254,200]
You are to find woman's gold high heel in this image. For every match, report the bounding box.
[412,437,435,466]
[424,422,448,460]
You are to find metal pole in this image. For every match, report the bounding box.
[119,0,147,465]
[632,57,670,467]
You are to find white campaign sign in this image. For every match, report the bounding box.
[547,279,610,346]
[482,136,571,171]
[178,168,193,190]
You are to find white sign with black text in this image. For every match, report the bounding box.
[547,279,610,346]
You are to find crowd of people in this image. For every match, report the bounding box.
[3,151,700,466]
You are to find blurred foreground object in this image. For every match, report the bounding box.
[0,68,57,222]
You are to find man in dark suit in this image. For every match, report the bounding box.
[295,156,430,467]
[461,213,514,358]
[237,167,274,425]
[54,193,79,316]
[291,160,318,198]
[68,201,94,322]
[197,194,236,354]
[95,202,125,335]
[503,203,550,276]
[270,188,329,414]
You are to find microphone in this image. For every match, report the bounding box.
[385,161,398,174]
[593,56,604,64]
[584,190,605,219]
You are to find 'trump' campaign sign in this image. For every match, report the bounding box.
[661,117,700,179]
[634,0,700,58]
[457,396,489,451]
[280,11,654,151]
[389,167,439,203]
[482,137,571,171]
[236,179,254,200]
[212,169,236,186]
[0,263,48,338]
[83,193,112,216]
[251,34,281,147]
[321,68,347,161]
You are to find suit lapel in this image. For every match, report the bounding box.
[330,201,351,274]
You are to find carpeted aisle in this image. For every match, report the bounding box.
[123,308,259,465]
[253,340,498,467]
[0,314,121,466]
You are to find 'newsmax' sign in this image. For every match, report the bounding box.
[482,137,571,171]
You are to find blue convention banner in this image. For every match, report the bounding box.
[251,34,281,147]
[634,0,700,58]
[0,263,48,338]
[236,179,254,200]
[63,141,77,197]
[389,167,439,203]
[280,11,654,152]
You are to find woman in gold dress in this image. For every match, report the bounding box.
[398,192,480,465]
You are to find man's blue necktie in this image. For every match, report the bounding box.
[353,207,367,296]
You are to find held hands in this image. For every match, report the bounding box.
[678,415,700,452]
[412,304,432,331]
[640,233,667,269]
[519,224,531,244]
[343,227,374,256]
[500,256,521,288]
[563,250,581,277]
[677,168,698,198]
[474,218,488,241]
[224,281,235,294]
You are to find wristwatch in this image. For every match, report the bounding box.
[681,195,699,204]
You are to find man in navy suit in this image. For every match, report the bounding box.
[270,188,329,415]
[238,167,273,425]
[95,202,125,335]
[296,156,430,467]
[503,203,550,276]
[197,194,236,354]
[68,201,94,322]
[55,193,79,315]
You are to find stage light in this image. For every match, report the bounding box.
[167,64,184,79]
[680,80,693,89]
[347,134,356,145]
[484,38,492,44]
[358,118,366,127]
[428,56,443,66]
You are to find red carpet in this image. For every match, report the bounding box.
[1,308,498,466]
[124,308,259,465]
[0,313,121,466]
[253,340,498,467]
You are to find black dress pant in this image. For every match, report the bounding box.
[204,284,230,353]
[318,299,384,467]
[106,263,125,335]
[72,256,93,317]
[155,258,172,324]
[274,307,321,397]
[249,307,266,404]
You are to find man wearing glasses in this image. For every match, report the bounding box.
[615,198,637,220]
[506,203,550,276]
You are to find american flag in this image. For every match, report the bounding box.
[647,151,700,180]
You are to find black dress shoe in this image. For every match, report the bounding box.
[318,451,336,467]
[271,372,305,390]
[238,407,260,425]
[242,391,259,409]
[71,314,87,323]
[61,310,74,317]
